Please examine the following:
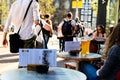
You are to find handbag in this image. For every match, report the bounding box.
[9,0,33,53]
[9,33,23,53]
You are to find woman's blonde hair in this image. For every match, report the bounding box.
[102,23,120,59]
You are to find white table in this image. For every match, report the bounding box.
[1,67,87,80]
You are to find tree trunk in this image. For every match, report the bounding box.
[97,0,108,30]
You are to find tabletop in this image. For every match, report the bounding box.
[57,52,102,70]
[1,67,87,80]
[57,52,102,61]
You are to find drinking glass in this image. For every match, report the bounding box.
[81,40,90,56]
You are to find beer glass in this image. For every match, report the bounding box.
[81,40,90,56]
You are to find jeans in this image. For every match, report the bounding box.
[81,63,101,80]
[43,34,50,49]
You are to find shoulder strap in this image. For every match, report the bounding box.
[63,20,66,23]
[67,20,72,25]
[37,20,43,35]
[23,0,33,21]
[39,20,45,41]
[17,0,33,34]
[69,20,72,22]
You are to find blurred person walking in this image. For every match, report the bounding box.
[57,12,77,51]
[42,13,53,49]
[75,17,84,37]
[2,0,40,48]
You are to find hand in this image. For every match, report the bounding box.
[97,61,104,68]
[3,39,8,47]
[96,69,100,76]
[34,20,40,25]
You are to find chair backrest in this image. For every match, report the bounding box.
[89,40,98,53]
[116,70,120,80]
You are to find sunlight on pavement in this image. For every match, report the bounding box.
[0,62,18,74]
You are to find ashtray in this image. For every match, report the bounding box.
[36,64,49,74]
[69,50,80,56]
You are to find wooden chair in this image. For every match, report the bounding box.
[89,39,99,53]
[64,62,76,70]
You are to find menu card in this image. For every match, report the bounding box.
[65,41,80,52]
[19,49,56,67]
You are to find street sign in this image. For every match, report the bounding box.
[72,0,83,8]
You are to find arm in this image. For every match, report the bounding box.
[33,1,40,25]
[2,32,8,47]
[44,24,53,35]
[42,19,53,35]
[92,32,97,39]
[2,2,14,47]
[103,33,107,40]
[73,25,77,35]
[71,20,77,35]
[46,20,54,35]
[57,21,64,37]
[97,45,119,79]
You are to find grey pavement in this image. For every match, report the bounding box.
[0,32,72,75]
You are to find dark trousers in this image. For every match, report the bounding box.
[43,34,50,49]
[36,41,43,48]
[21,35,36,48]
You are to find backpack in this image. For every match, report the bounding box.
[62,20,73,36]
[76,24,81,34]
[76,24,85,37]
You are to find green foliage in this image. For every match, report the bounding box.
[0,0,55,25]
[0,0,9,25]
[38,0,56,18]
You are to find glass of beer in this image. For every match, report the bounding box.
[81,40,90,57]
